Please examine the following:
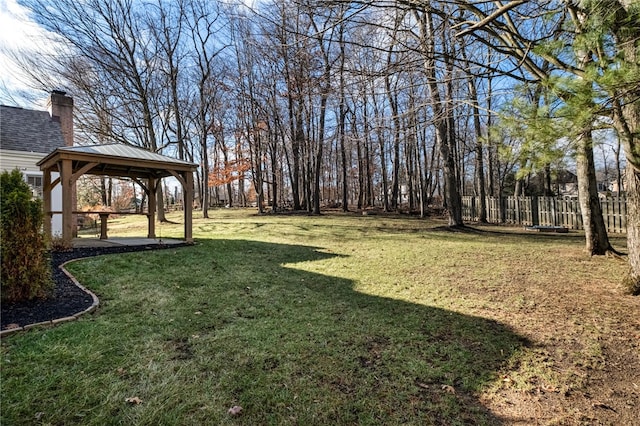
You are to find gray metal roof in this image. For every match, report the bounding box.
[0,105,65,153]
[55,144,196,166]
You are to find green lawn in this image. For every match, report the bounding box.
[1,209,631,425]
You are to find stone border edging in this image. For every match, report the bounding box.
[0,258,100,338]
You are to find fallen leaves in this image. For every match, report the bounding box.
[415,381,430,390]
[228,405,243,416]
[441,385,456,394]
[537,385,559,393]
[414,380,456,395]
[592,402,617,412]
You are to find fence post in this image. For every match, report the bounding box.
[532,196,539,226]
[471,196,476,221]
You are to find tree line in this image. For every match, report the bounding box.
[10,0,640,293]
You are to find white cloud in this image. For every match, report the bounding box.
[0,0,51,107]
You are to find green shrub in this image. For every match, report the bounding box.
[1,169,52,302]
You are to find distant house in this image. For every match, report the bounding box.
[609,177,624,195]
[554,170,579,197]
[527,169,579,197]
[0,91,74,236]
[598,177,625,196]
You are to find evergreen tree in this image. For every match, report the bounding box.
[1,169,52,302]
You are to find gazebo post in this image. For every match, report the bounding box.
[42,168,52,242]
[61,159,74,247]
[184,171,194,243]
[148,177,157,238]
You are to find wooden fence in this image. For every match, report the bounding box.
[461,196,627,233]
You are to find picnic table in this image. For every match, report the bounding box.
[74,211,147,239]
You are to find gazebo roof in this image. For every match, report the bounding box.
[38,143,197,246]
[37,143,197,179]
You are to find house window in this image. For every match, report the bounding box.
[26,175,43,198]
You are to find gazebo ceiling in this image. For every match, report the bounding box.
[37,143,198,178]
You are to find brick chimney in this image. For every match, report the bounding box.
[47,90,74,146]
[48,90,77,236]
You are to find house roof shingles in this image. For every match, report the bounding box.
[0,105,65,154]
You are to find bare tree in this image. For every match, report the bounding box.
[186,0,227,218]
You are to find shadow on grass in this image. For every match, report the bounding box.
[1,239,527,425]
[186,239,527,424]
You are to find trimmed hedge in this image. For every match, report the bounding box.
[1,169,52,302]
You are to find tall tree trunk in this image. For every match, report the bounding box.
[338,28,348,212]
[466,67,487,222]
[487,142,497,197]
[235,132,246,207]
[406,125,416,212]
[156,182,166,222]
[486,74,497,198]
[107,178,112,207]
[419,10,463,226]
[514,177,523,197]
[101,177,108,206]
[544,165,552,196]
[251,125,265,214]
[362,91,374,208]
[219,137,233,208]
[416,130,426,218]
[614,139,622,195]
[292,109,304,210]
[355,114,364,210]
[386,68,401,211]
[444,53,461,197]
[610,6,640,293]
[571,12,613,256]
[313,91,328,214]
[624,164,640,294]
[373,90,390,211]
[270,133,278,213]
[575,129,614,255]
[201,134,210,219]
[365,133,373,208]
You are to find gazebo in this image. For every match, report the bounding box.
[37,144,198,247]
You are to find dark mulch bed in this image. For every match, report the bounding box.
[1,244,188,330]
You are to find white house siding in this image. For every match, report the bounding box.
[0,149,63,236]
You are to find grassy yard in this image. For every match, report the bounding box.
[2,209,638,425]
